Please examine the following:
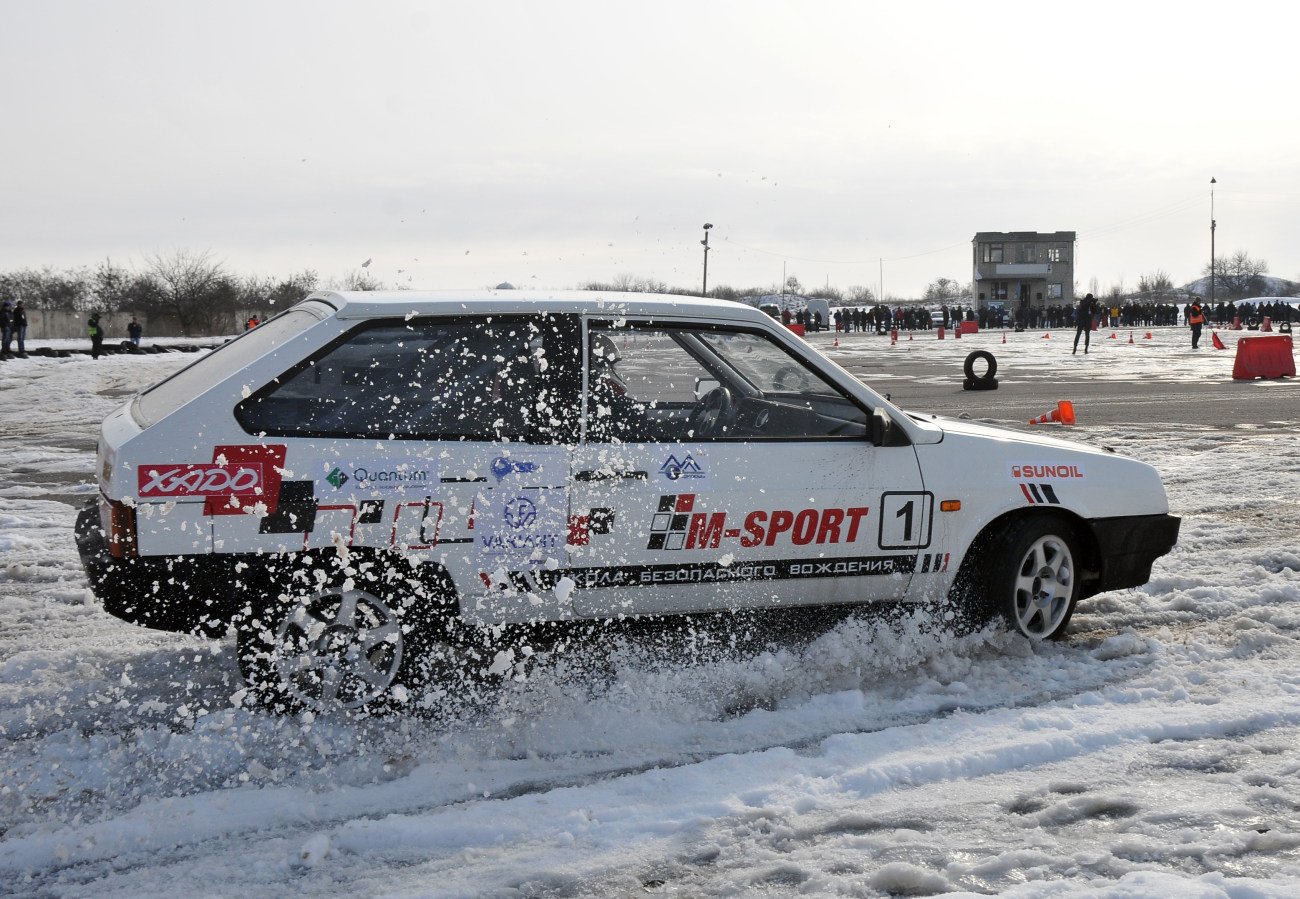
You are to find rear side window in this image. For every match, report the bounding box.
[134,308,326,427]
[236,314,581,443]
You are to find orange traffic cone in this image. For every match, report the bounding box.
[1042,332,1051,339]
[833,336,839,347]
[1029,400,1076,426]
[1129,331,1134,344]
[1212,331,1226,350]
[909,332,913,341]
[1108,333,1117,339]
[1145,333,1153,340]
[1002,332,1006,344]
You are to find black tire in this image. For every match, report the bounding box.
[963,350,998,385]
[983,515,1082,640]
[237,554,456,715]
[963,376,999,391]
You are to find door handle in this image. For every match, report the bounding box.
[575,470,648,482]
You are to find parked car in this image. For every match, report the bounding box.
[77,290,1180,714]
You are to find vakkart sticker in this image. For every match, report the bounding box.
[476,486,567,565]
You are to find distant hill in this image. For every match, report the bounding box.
[1182,274,1300,298]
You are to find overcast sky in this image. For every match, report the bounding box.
[3,0,1296,300]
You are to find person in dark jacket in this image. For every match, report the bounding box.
[1073,293,1098,355]
[13,301,27,356]
[0,302,12,358]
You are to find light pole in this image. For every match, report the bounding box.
[701,223,713,297]
[1209,178,1216,304]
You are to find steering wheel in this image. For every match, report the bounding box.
[686,386,733,437]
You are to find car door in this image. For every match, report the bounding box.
[568,317,926,618]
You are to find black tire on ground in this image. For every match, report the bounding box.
[963,350,998,386]
[981,515,1082,640]
[236,554,458,715]
[963,376,999,391]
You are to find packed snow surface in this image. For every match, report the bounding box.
[2,328,1299,897]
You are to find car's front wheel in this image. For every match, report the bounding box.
[986,516,1081,640]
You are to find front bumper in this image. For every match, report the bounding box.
[1088,513,1181,593]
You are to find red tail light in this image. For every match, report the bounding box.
[100,499,138,559]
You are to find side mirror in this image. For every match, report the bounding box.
[694,377,720,400]
[870,407,893,446]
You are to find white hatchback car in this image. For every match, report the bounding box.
[77,291,1180,713]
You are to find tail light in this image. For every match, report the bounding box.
[100,498,138,559]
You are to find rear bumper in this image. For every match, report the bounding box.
[75,502,244,636]
[1088,513,1181,592]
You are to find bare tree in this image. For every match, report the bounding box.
[846,285,877,305]
[923,277,961,302]
[0,266,90,311]
[144,249,231,335]
[1137,270,1173,293]
[329,269,386,292]
[1203,251,1269,299]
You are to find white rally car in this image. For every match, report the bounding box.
[76,291,1180,713]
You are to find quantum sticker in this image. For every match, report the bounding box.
[316,458,438,498]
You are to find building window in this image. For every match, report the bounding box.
[1016,244,1038,264]
[1048,247,1067,263]
[1048,283,1063,299]
[991,282,1008,301]
[982,243,1004,264]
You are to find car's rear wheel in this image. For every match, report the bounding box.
[238,557,454,715]
[986,516,1081,640]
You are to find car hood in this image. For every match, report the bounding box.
[922,414,1116,456]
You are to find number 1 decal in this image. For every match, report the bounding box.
[878,491,933,550]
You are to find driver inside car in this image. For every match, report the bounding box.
[586,332,663,442]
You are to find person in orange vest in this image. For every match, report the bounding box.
[1187,297,1206,348]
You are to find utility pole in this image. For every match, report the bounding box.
[701,223,713,297]
[1209,178,1217,304]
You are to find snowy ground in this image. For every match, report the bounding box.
[2,327,1299,898]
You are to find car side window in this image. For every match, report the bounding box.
[584,321,869,443]
[237,314,581,443]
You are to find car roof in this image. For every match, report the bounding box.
[310,289,771,325]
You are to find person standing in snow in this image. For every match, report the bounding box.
[13,301,27,356]
[1072,293,1098,355]
[128,317,143,348]
[0,302,12,358]
[88,311,104,360]
[1187,297,1206,349]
